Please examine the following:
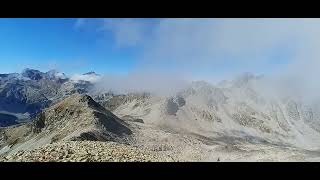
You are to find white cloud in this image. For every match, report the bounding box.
[92,71,189,96]
[88,19,320,72]
[71,73,101,83]
[77,18,320,100]
[142,19,320,64]
[100,18,148,47]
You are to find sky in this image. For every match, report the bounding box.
[0,18,295,78]
[0,18,140,75]
[2,18,320,96]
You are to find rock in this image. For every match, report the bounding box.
[2,141,175,162]
[121,115,144,123]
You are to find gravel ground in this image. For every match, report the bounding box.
[0,141,175,162]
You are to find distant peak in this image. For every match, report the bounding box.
[83,71,99,76]
[22,68,41,73]
[232,72,263,87]
[21,68,44,80]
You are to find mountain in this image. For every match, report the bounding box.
[96,73,320,150]
[32,94,132,142]
[0,69,94,125]
[0,94,132,155]
[21,69,45,80]
[83,71,100,76]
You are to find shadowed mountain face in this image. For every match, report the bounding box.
[0,113,18,127]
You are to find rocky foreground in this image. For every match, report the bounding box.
[0,141,175,162]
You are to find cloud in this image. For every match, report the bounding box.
[70,73,101,83]
[77,18,320,100]
[92,71,189,96]
[75,18,150,47]
[88,19,320,73]
[99,18,148,48]
[142,19,320,65]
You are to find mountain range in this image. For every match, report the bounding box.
[1,69,320,161]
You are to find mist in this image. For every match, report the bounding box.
[92,71,189,96]
[78,18,320,101]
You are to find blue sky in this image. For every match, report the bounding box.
[0,18,318,83]
[0,18,138,75]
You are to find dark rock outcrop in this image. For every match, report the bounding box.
[166,96,186,115]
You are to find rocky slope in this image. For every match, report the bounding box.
[98,73,320,152]
[1,141,173,162]
[0,94,132,156]
[31,93,132,142]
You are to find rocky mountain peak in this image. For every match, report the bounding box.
[21,68,44,80]
[31,94,131,142]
